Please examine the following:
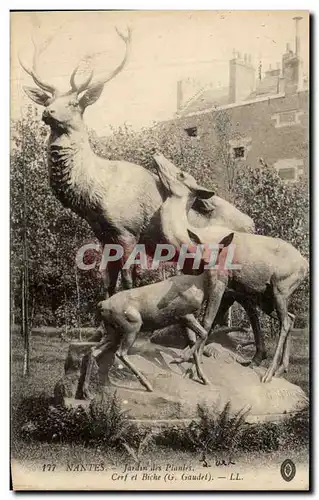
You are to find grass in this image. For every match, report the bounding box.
[265,328,309,395]
[11,328,310,464]
[11,324,97,339]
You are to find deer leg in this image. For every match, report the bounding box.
[274,335,291,377]
[117,330,153,392]
[173,315,210,385]
[261,288,291,384]
[274,312,295,377]
[202,278,228,350]
[121,268,134,290]
[211,291,236,328]
[182,327,197,380]
[193,350,210,386]
[118,233,139,290]
[95,264,120,354]
[82,337,111,399]
[82,355,95,399]
[107,262,121,297]
[131,265,139,287]
[242,300,267,366]
[262,268,303,384]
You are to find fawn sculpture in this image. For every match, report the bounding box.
[83,232,234,395]
[20,29,254,299]
[153,154,266,365]
[154,154,309,383]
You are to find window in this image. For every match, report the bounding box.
[229,136,252,161]
[233,146,245,159]
[271,110,304,128]
[185,126,198,137]
[279,111,296,124]
[278,167,296,181]
[274,159,304,183]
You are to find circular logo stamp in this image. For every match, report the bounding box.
[280,459,296,482]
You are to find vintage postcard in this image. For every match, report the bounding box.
[10,10,310,491]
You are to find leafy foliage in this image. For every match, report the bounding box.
[14,391,309,453]
[280,406,309,449]
[186,402,250,453]
[11,106,308,332]
[155,402,309,453]
[89,122,217,192]
[11,107,104,330]
[239,421,280,452]
[17,391,136,447]
[121,431,156,464]
[156,402,249,452]
[234,163,309,325]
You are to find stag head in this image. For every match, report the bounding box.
[20,28,132,131]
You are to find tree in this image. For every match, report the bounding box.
[209,109,237,198]
[11,107,103,347]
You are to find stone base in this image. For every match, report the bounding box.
[54,336,308,424]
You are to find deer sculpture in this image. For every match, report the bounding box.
[20,28,255,301]
[153,154,266,366]
[154,155,309,383]
[82,232,235,395]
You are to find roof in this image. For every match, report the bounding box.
[246,72,280,100]
[178,68,283,116]
[178,85,229,116]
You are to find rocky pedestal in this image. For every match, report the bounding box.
[54,329,308,424]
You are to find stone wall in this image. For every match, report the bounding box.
[163,90,308,193]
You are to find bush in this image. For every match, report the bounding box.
[156,402,309,454]
[187,402,250,453]
[239,421,280,452]
[280,406,309,449]
[156,402,249,453]
[16,392,137,448]
[14,395,309,455]
[234,163,309,322]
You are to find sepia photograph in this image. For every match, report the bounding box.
[10,10,310,491]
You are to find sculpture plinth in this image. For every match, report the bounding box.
[54,333,308,424]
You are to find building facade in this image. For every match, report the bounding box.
[167,19,308,190]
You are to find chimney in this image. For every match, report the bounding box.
[278,75,285,93]
[265,63,281,78]
[258,60,262,81]
[293,16,303,56]
[228,52,256,103]
[282,17,303,94]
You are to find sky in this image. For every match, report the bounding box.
[11,11,309,135]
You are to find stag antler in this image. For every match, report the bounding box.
[88,26,132,90]
[70,26,132,94]
[69,65,94,94]
[19,35,58,95]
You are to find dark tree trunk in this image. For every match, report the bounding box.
[22,258,30,376]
